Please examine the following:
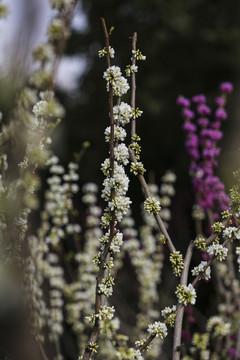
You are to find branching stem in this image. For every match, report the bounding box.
[82,18,116,360]
[172,241,194,360]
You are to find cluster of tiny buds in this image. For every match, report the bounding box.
[191,261,211,280]
[170,251,184,277]
[131,49,146,61]
[86,305,115,323]
[161,305,177,327]
[175,284,197,306]
[125,64,138,77]
[207,243,228,261]
[147,321,168,339]
[98,46,115,58]
[195,236,206,250]
[207,316,231,337]
[143,197,161,215]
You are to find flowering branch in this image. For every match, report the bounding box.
[129,148,176,253]
[131,32,137,140]
[173,241,195,360]
[82,18,116,360]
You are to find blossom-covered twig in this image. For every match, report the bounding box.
[82,18,115,360]
[129,148,176,253]
[173,241,195,360]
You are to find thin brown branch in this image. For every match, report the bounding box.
[83,18,116,360]
[129,148,176,253]
[38,341,49,360]
[139,334,155,352]
[192,236,232,288]
[172,241,194,360]
[205,214,233,246]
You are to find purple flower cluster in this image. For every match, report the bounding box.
[177,82,233,216]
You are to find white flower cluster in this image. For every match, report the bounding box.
[104,125,126,142]
[108,196,132,222]
[44,158,79,229]
[25,156,83,343]
[125,64,138,77]
[99,231,124,254]
[207,244,228,261]
[144,197,161,215]
[82,182,98,205]
[114,143,129,165]
[161,305,177,318]
[110,232,124,253]
[103,65,130,96]
[113,102,133,126]
[160,183,175,196]
[207,316,231,337]
[98,275,114,297]
[86,305,115,323]
[192,204,206,221]
[147,321,168,339]
[102,171,129,201]
[32,97,64,119]
[101,102,132,229]
[98,46,115,58]
[65,183,102,346]
[161,170,176,183]
[222,226,240,240]
[33,100,48,117]
[116,348,143,360]
[176,283,197,306]
[132,49,146,61]
[191,261,211,280]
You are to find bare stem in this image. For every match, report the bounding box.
[129,148,176,253]
[192,236,233,288]
[139,334,155,352]
[38,341,49,360]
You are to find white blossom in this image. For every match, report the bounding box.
[113,102,132,126]
[191,261,211,280]
[147,321,168,338]
[114,143,129,165]
[207,244,228,261]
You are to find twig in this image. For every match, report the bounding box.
[172,241,195,360]
[192,236,233,288]
[82,18,116,360]
[129,148,176,253]
[38,341,49,360]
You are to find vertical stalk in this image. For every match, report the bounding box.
[172,241,194,360]
[82,18,116,360]
[131,32,137,141]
